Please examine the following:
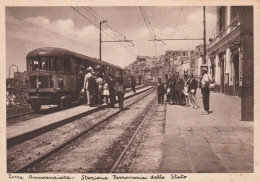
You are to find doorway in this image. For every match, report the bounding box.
[220,59,225,93]
[233,54,240,95]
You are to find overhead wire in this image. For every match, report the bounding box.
[84,7,134,47]
[139,6,158,57]
[6,13,96,51]
[71,7,136,57]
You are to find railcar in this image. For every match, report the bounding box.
[26,47,123,111]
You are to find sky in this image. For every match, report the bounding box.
[6,6,217,77]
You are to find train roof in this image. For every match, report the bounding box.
[26,47,122,70]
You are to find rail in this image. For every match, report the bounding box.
[13,87,154,173]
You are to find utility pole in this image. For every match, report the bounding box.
[203,6,206,64]
[99,20,133,61]
[99,20,107,60]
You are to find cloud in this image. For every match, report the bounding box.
[6,8,218,74]
[26,16,50,25]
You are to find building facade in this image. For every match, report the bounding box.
[207,6,253,121]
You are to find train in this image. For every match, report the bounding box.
[26,47,123,111]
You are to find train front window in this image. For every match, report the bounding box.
[28,57,50,71]
[28,57,71,72]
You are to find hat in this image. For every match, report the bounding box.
[87,67,93,71]
[201,67,207,72]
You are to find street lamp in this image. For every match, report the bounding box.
[9,64,18,78]
[99,20,107,60]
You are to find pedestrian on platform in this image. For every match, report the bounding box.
[170,74,176,104]
[96,73,103,106]
[157,78,165,105]
[168,79,175,105]
[92,72,98,106]
[83,67,93,105]
[108,74,116,108]
[103,79,110,105]
[201,68,212,115]
[186,73,198,109]
[115,77,125,110]
[87,72,97,107]
[174,72,184,105]
[131,76,136,93]
[183,80,190,107]
[165,75,171,103]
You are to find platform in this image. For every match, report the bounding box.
[161,89,253,173]
[7,86,153,148]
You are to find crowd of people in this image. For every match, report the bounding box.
[79,67,126,110]
[157,68,212,115]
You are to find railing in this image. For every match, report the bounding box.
[6,88,29,107]
[209,21,241,49]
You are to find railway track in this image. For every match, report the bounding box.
[109,100,157,173]
[7,86,153,148]
[10,87,155,173]
[6,85,146,121]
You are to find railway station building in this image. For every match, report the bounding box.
[207,6,253,121]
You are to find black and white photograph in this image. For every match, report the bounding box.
[1,2,258,181]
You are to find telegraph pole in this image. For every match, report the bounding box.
[99,20,107,60]
[99,20,133,60]
[203,6,206,64]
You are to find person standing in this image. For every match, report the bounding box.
[168,79,175,105]
[87,73,97,107]
[115,77,125,110]
[96,73,103,106]
[174,72,184,105]
[157,78,165,105]
[83,67,93,105]
[186,73,198,109]
[103,79,110,105]
[130,76,136,93]
[184,77,190,107]
[108,74,116,108]
[170,74,176,104]
[201,68,212,115]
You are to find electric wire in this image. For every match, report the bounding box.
[71,7,136,57]
[6,13,96,51]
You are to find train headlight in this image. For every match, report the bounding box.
[57,78,63,84]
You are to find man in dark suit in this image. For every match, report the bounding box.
[87,73,97,107]
[157,78,165,105]
[108,74,116,108]
[130,76,136,93]
[174,72,184,105]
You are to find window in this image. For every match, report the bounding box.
[27,57,71,72]
[63,58,71,71]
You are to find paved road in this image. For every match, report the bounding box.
[162,89,253,173]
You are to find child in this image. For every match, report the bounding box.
[103,79,110,105]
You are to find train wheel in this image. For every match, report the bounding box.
[31,102,41,112]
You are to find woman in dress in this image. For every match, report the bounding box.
[186,73,198,109]
[103,79,110,105]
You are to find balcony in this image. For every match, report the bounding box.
[208,21,241,55]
